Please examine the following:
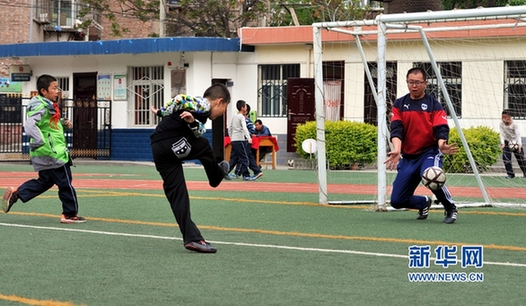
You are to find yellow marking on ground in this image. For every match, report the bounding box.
[9,212,179,228]
[7,212,526,252]
[200,226,526,252]
[10,187,526,214]
[190,196,319,206]
[77,189,526,213]
[78,190,319,205]
[467,210,526,217]
[0,293,84,306]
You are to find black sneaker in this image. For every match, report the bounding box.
[417,196,432,220]
[219,161,230,180]
[184,240,217,253]
[443,209,458,224]
[2,187,18,213]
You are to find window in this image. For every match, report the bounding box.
[504,61,526,119]
[35,0,53,24]
[365,61,397,126]
[413,62,462,118]
[129,66,165,126]
[258,64,300,117]
[36,0,82,27]
[56,77,70,98]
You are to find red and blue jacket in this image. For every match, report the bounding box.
[390,93,450,158]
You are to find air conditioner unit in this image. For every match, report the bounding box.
[38,13,51,24]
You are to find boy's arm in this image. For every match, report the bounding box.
[228,118,233,137]
[150,106,162,117]
[189,121,206,138]
[24,109,45,150]
[499,123,506,145]
[246,119,256,135]
[179,110,207,138]
[61,118,72,130]
[157,94,211,117]
[514,123,522,146]
[241,116,252,142]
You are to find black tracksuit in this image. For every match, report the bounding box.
[150,109,224,244]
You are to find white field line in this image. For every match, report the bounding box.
[0,222,525,267]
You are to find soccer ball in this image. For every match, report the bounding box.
[421,166,446,191]
[509,141,520,152]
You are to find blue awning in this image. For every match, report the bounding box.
[0,37,242,57]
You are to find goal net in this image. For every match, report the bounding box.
[311,5,526,209]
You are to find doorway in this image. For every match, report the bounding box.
[72,72,98,157]
[286,78,315,152]
[211,78,229,162]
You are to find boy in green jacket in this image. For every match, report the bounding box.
[2,74,85,223]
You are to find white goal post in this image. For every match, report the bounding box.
[312,5,526,207]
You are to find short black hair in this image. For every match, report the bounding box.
[203,83,231,104]
[255,119,263,125]
[246,103,251,113]
[37,74,57,96]
[407,67,427,81]
[236,99,246,111]
[502,109,512,116]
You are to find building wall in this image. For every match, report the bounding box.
[18,51,243,128]
[243,34,526,138]
[0,0,31,44]
[99,1,156,39]
[4,19,526,163]
[0,0,31,88]
[0,0,156,44]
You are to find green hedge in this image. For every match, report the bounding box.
[443,126,501,173]
[294,122,500,172]
[295,121,378,168]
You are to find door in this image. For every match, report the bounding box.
[73,72,98,157]
[286,78,315,152]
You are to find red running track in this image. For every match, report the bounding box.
[1,172,526,198]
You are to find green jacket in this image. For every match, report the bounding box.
[25,96,70,171]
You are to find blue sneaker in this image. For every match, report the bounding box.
[243,176,256,181]
[228,173,241,179]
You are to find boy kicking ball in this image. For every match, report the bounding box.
[150,83,231,253]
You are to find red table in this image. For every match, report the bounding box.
[224,136,279,169]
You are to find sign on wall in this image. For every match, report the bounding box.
[97,74,111,100]
[10,65,31,82]
[113,73,127,100]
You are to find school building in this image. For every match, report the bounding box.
[1,6,526,164]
